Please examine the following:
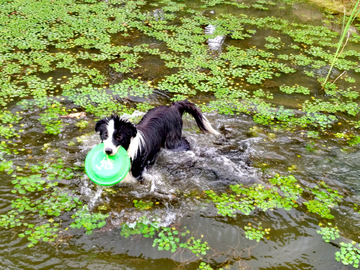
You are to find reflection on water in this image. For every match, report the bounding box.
[205,24,226,52]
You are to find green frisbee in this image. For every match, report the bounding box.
[85,143,131,186]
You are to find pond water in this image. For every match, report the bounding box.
[2,111,360,269]
[1,0,360,269]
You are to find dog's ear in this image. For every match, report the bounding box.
[129,123,137,138]
[95,119,107,133]
[114,116,137,138]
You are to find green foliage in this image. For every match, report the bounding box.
[304,182,343,219]
[335,242,360,268]
[11,174,55,194]
[153,227,181,253]
[21,223,60,248]
[198,262,223,270]
[0,210,23,229]
[279,84,310,95]
[0,156,108,246]
[0,0,358,139]
[120,219,159,239]
[206,175,303,217]
[264,36,283,49]
[109,53,141,74]
[307,131,320,138]
[133,199,154,210]
[317,223,340,243]
[70,205,109,235]
[198,262,214,270]
[135,102,154,112]
[302,99,360,117]
[75,120,88,129]
[0,159,13,174]
[179,236,210,257]
[244,222,270,242]
[348,136,360,146]
[322,0,360,86]
[121,219,209,256]
[0,111,23,138]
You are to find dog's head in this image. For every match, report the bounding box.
[95,115,137,156]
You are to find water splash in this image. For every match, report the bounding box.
[205,24,226,51]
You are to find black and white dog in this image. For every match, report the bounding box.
[95,100,220,183]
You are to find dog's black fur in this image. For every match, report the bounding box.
[95,100,219,182]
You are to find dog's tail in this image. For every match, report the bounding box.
[173,100,220,136]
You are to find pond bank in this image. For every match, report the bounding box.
[309,0,360,17]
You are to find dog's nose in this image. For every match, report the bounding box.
[105,148,113,155]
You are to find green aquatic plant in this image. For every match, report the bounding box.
[11,174,57,195]
[121,218,209,256]
[304,182,343,219]
[252,3,269,10]
[198,262,214,270]
[0,156,108,246]
[206,174,344,224]
[0,159,13,174]
[335,242,360,268]
[75,120,88,129]
[317,223,340,243]
[133,199,154,210]
[244,222,270,242]
[179,235,210,257]
[0,111,23,138]
[205,175,303,217]
[307,131,320,139]
[1,0,359,138]
[120,218,159,239]
[279,85,310,95]
[153,227,181,252]
[348,135,360,146]
[264,36,283,50]
[19,223,60,248]
[70,205,109,235]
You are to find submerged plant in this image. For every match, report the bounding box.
[133,199,154,210]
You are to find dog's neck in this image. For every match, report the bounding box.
[127,129,145,160]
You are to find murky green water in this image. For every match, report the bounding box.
[1,0,360,269]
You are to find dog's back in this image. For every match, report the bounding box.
[136,103,186,153]
[136,101,219,148]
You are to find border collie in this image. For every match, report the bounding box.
[95,100,220,183]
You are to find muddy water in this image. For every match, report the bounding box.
[1,109,360,269]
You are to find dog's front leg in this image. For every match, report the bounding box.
[130,159,146,184]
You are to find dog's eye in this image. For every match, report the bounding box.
[103,131,108,139]
[115,134,122,141]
